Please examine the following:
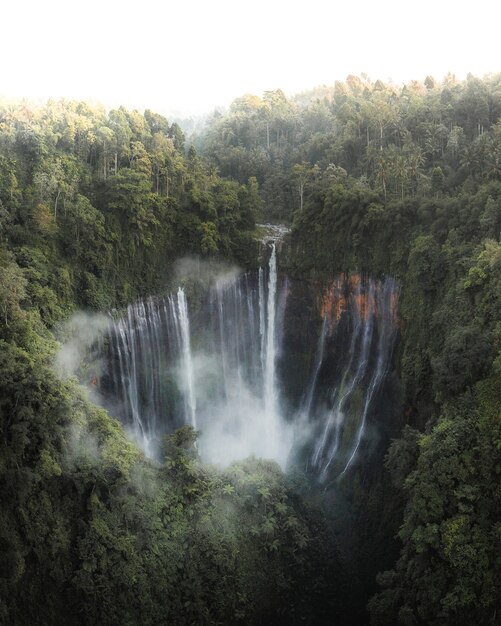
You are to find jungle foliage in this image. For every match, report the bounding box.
[1,73,500,625]
[196,74,501,624]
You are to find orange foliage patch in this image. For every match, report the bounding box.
[321,274,399,330]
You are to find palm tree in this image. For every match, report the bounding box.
[406,148,425,196]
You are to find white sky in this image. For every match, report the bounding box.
[1,0,500,117]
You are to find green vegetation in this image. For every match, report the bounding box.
[198,74,501,223]
[1,73,500,624]
[198,73,501,624]
[0,249,343,625]
[0,100,341,624]
[0,100,261,316]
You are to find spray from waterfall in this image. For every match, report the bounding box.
[103,245,290,466]
[100,261,398,478]
[175,287,197,428]
[264,244,278,437]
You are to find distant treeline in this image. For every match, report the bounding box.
[197,73,501,220]
[0,99,262,318]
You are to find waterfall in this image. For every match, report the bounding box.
[101,264,398,478]
[176,287,197,428]
[258,268,266,376]
[314,280,375,478]
[305,276,398,480]
[302,314,328,419]
[264,244,277,424]
[200,244,287,464]
[103,245,289,465]
[340,277,398,475]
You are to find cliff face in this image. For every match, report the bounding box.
[279,272,402,479]
[321,274,400,327]
[99,259,402,484]
[277,270,404,622]
[96,265,404,623]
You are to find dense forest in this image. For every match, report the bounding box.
[0,73,500,625]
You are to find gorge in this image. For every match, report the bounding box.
[1,79,499,626]
[100,243,401,484]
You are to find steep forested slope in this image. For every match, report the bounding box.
[197,74,501,624]
[197,73,501,222]
[0,73,500,625]
[0,101,344,625]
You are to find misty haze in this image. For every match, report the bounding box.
[0,1,500,624]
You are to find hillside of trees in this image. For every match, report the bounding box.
[0,100,262,316]
[0,101,347,625]
[0,73,500,624]
[197,73,501,220]
[196,73,501,625]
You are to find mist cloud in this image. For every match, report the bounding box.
[173,256,241,288]
[55,311,109,380]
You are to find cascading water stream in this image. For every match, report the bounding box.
[101,260,398,479]
[176,287,197,428]
[258,268,266,378]
[103,245,289,465]
[302,315,328,420]
[314,280,376,479]
[294,276,399,481]
[340,277,398,475]
[264,244,277,432]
